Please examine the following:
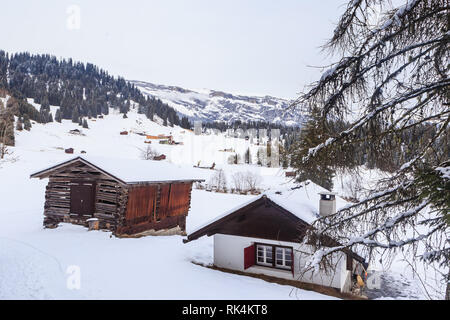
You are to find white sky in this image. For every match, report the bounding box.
[1,0,349,99]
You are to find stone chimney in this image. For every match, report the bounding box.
[319,192,336,217]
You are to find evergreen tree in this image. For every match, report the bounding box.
[290,0,449,298]
[55,109,62,123]
[244,148,251,164]
[16,117,23,131]
[23,115,31,131]
[290,108,336,190]
[72,108,80,123]
[180,116,192,130]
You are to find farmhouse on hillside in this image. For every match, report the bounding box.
[184,181,367,293]
[31,156,204,236]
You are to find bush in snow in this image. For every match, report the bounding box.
[231,172,246,193]
[140,145,159,161]
[227,153,241,165]
[232,171,261,194]
[208,169,227,193]
[243,171,262,194]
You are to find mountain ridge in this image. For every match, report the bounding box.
[131,80,302,126]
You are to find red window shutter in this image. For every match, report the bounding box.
[291,250,294,277]
[244,244,255,270]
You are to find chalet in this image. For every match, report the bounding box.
[30,156,204,237]
[153,154,166,161]
[184,181,367,293]
[285,171,296,177]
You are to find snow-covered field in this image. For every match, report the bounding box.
[0,103,441,299]
[0,105,335,300]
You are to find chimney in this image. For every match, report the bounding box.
[319,192,336,217]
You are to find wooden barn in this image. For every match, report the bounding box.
[30,156,204,237]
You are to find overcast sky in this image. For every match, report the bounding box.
[1,1,349,99]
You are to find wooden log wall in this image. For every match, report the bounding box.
[43,162,125,230]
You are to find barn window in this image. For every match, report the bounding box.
[256,244,273,266]
[275,247,292,269]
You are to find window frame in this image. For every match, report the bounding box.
[256,244,273,266]
[275,246,293,270]
[254,242,293,271]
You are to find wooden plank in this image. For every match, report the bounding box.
[167,183,192,217]
[96,202,117,211]
[125,185,157,224]
[96,194,117,202]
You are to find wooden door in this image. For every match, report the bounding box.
[70,182,96,216]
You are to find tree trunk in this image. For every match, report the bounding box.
[446,271,450,300]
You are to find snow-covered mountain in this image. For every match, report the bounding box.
[131,80,303,126]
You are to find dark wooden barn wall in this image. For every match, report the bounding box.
[117,181,193,235]
[158,183,192,219]
[158,184,171,219]
[167,183,192,216]
[43,162,125,230]
[125,185,158,224]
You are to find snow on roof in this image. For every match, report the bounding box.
[188,180,349,236]
[188,194,264,235]
[31,155,208,184]
[264,180,348,224]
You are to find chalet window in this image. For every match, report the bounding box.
[255,243,294,273]
[256,244,273,266]
[275,247,292,270]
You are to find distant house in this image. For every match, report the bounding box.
[147,135,173,143]
[31,156,204,237]
[285,171,296,177]
[153,154,166,161]
[184,181,367,293]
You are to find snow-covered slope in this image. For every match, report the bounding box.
[0,100,439,300]
[132,80,303,126]
[0,102,328,300]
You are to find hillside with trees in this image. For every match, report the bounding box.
[0,51,181,129]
